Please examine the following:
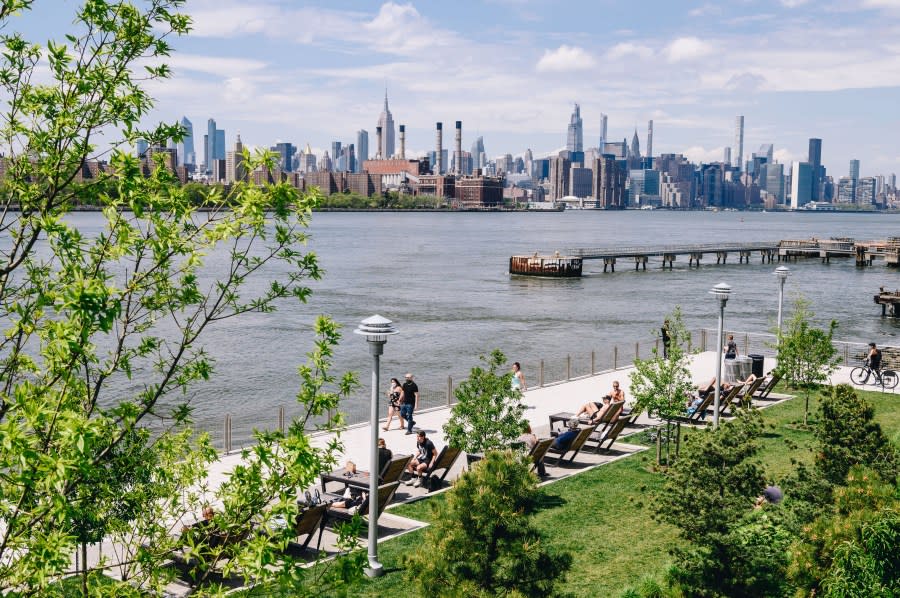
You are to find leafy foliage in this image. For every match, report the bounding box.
[774,296,840,424]
[442,350,528,453]
[403,450,572,597]
[789,466,900,598]
[629,307,694,464]
[0,2,362,594]
[654,410,779,597]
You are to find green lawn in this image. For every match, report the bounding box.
[248,386,900,597]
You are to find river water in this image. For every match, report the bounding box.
[63,210,900,443]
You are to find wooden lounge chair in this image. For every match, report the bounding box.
[291,503,327,551]
[589,401,624,433]
[736,377,764,407]
[325,481,400,526]
[673,392,716,424]
[546,424,597,466]
[528,438,554,473]
[379,454,412,485]
[715,383,744,418]
[422,445,463,491]
[753,372,782,400]
[593,417,631,453]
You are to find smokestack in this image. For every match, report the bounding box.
[399,124,406,159]
[375,126,383,160]
[435,122,443,174]
[455,121,462,175]
[647,120,653,160]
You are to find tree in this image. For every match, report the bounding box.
[654,410,773,597]
[774,296,840,425]
[789,466,900,597]
[629,307,695,465]
[0,2,359,594]
[815,384,900,486]
[442,350,528,454]
[404,450,572,597]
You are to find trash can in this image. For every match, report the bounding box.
[723,359,741,384]
[748,354,765,378]
[736,356,753,381]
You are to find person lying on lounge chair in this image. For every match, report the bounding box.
[576,381,625,420]
[551,419,580,452]
[696,377,733,399]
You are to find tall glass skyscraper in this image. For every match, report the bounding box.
[206,118,216,174]
[178,116,194,167]
[566,104,583,153]
[356,130,368,172]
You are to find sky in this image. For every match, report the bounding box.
[18,0,900,177]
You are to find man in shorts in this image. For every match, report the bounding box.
[405,431,437,488]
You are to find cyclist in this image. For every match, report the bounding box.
[867,342,883,380]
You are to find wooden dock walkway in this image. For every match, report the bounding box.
[510,238,900,276]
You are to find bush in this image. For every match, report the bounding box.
[403,450,571,597]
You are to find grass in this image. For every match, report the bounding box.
[243,385,900,597]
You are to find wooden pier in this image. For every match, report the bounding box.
[511,238,900,277]
[875,288,900,317]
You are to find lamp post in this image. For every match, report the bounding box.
[775,266,790,336]
[354,314,398,578]
[710,283,731,428]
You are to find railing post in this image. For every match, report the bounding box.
[447,376,453,406]
[744,333,750,356]
[566,355,571,380]
[278,405,285,434]
[702,329,707,351]
[224,413,232,455]
[687,331,692,352]
[613,346,618,369]
[635,342,639,361]
[539,360,545,387]
[655,338,660,354]
[591,350,595,375]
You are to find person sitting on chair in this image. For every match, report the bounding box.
[551,419,581,452]
[404,430,437,488]
[518,422,547,477]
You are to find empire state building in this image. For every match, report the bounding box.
[377,91,395,159]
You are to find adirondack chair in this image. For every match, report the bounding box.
[422,445,463,491]
[325,481,400,526]
[714,383,745,419]
[528,437,554,474]
[736,377,765,407]
[594,417,631,453]
[379,454,412,484]
[754,372,782,400]
[291,503,327,551]
[546,424,597,466]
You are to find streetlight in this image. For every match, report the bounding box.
[775,266,790,336]
[710,282,731,428]
[354,314,398,578]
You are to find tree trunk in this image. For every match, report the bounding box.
[81,542,88,596]
[675,422,682,459]
[804,390,809,426]
[665,422,671,466]
[656,429,662,466]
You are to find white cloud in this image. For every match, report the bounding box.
[779,0,809,7]
[681,145,727,164]
[689,3,721,17]
[164,54,268,77]
[535,45,596,73]
[664,37,714,62]
[773,149,797,164]
[606,42,653,61]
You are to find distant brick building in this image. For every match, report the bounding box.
[455,175,503,208]
[303,171,382,196]
[416,174,455,198]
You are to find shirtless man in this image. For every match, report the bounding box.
[575,381,625,421]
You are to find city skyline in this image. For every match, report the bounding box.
[16,0,900,177]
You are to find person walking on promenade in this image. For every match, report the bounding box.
[401,373,419,435]
[724,334,738,360]
[511,361,526,393]
[383,377,403,431]
[661,319,671,358]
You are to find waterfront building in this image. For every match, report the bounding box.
[177,117,194,167]
[455,175,503,208]
[837,177,856,203]
[377,91,395,159]
[416,174,455,199]
[629,169,660,205]
[363,158,429,190]
[857,177,876,205]
[808,138,823,200]
[135,138,148,159]
[659,173,690,208]
[569,166,593,198]
[271,142,295,173]
[734,116,744,171]
[591,155,626,208]
[700,163,725,207]
[356,130,368,172]
[550,156,571,200]
[566,104,583,153]
[790,161,813,209]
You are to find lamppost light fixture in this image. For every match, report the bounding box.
[774,265,790,281]
[710,282,732,304]
[354,314,398,343]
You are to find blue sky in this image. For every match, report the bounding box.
[20,1,900,177]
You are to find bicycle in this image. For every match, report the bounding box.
[849,363,899,390]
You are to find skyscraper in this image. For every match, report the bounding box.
[628,129,641,170]
[356,130,368,172]
[734,116,744,171]
[177,117,194,167]
[791,161,813,209]
[272,142,295,172]
[206,118,216,174]
[566,104,583,153]
[470,136,485,170]
[599,113,608,153]
[214,129,225,160]
[136,138,148,159]
[723,147,732,166]
[849,159,860,180]
[758,144,774,164]
[225,133,245,183]
[377,91,395,160]
[646,120,653,161]
[808,138,822,200]
[331,141,342,171]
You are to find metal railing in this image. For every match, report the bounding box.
[206,329,881,454]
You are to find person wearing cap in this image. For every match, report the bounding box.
[400,373,419,435]
[551,419,581,452]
